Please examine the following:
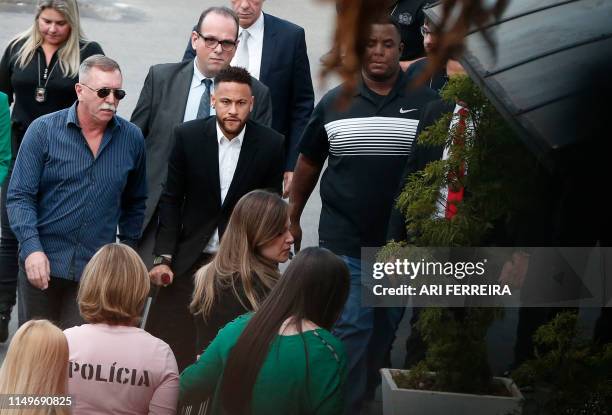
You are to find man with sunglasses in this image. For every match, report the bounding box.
[7,55,146,328]
[131,6,272,271]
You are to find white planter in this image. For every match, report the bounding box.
[381,369,524,415]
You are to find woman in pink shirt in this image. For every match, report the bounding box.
[64,243,179,414]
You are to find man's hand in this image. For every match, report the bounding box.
[149,265,174,286]
[25,251,50,290]
[283,171,294,199]
[288,154,324,253]
[446,59,466,77]
[499,251,530,289]
[289,220,303,253]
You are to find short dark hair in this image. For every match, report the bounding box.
[196,6,240,41]
[371,15,403,41]
[214,66,252,89]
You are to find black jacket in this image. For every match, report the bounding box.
[155,117,284,277]
[387,100,454,242]
[194,276,270,354]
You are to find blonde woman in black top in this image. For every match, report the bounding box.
[190,190,294,355]
[0,0,103,341]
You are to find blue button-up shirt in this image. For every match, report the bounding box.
[7,102,147,280]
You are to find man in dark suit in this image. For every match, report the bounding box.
[183,0,314,196]
[131,6,273,268]
[147,66,284,370]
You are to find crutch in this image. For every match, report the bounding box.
[140,273,171,329]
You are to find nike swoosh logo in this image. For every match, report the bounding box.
[399,108,418,114]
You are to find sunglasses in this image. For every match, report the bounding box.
[81,84,126,100]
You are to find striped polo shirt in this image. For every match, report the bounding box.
[299,70,439,257]
[7,102,147,280]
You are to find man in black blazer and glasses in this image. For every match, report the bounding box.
[131,7,272,270]
[147,66,284,370]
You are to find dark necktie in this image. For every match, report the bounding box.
[197,78,213,119]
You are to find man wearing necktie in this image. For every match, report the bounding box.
[183,0,315,197]
[131,6,273,270]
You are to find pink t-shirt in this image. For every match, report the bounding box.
[65,324,179,415]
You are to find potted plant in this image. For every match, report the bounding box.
[379,75,545,414]
[381,307,523,415]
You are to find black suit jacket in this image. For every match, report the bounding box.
[155,117,284,277]
[130,60,273,229]
[183,12,314,170]
[387,100,454,242]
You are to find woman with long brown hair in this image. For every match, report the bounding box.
[0,319,69,415]
[180,247,350,415]
[190,190,294,354]
[0,0,103,340]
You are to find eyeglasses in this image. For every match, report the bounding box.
[81,84,126,100]
[196,32,237,51]
[420,25,434,37]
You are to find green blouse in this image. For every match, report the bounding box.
[180,314,347,414]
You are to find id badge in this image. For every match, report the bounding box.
[35,87,46,103]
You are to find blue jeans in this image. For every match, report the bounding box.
[332,255,404,414]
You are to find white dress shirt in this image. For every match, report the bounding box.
[231,11,264,80]
[203,122,247,253]
[436,104,471,218]
[183,60,217,122]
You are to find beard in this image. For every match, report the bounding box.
[219,116,247,137]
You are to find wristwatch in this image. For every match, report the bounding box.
[153,255,172,267]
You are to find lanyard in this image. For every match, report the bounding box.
[37,52,59,89]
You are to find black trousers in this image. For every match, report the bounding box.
[146,253,213,372]
[0,127,26,315]
[0,162,18,315]
[136,215,157,270]
[18,266,84,329]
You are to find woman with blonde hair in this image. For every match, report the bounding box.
[0,0,103,341]
[64,243,179,414]
[0,319,70,415]
[190,190,294,354]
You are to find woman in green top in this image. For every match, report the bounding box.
[0,92,10,185]
[180,247,350,414]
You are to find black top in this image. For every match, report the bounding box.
[406,58,449,94]
[391,0,429,61]
[386,99,454,242]
[0,39,103,148]
[298,70,440,257]
[194,277,270,354]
